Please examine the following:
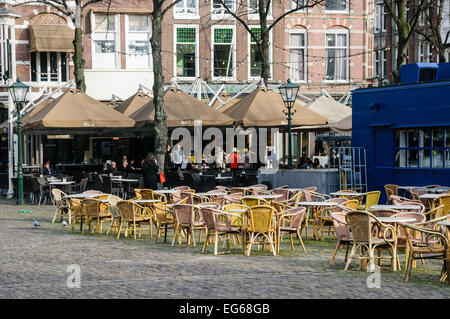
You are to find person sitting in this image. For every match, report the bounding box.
[312,158,322,169]
[43,161,53,175]
[108,161,120,176]
[298,158,311,169]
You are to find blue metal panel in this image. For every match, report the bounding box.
[352,66,450,202]
[400,63,438,84]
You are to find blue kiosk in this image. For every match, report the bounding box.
[352,63,450,200]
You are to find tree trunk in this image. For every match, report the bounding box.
[260,33,270,86]
[150,12,168,170]
[392,1,409,83]
[72,7,86,92]
[394,37,408,83]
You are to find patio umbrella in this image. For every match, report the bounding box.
[131,87,234,127]
[330,114,352,134]
[23,88,135,130]
[306,95,352,124]
[223,87,327,127]
[115,91,152,116]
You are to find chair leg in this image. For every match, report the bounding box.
[405,251,415,283]
[297,230,307,253]
[52,208,59,223]
[289,233,295,252]
[202,230,209,254]
[345,244,357,271]
[164,224,168,243]
[247,233,253,257]
[330,242,341,265]
[172,225,178,246]
[214,232,219,255]
[116,221,123,239]
[155,227,160,244]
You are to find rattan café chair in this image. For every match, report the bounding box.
[244,205,277,256]
[277,207,307,253]
[116,201,152,239]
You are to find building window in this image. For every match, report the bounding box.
[374,2,387,33]
[92,13,118,69]
[212,27,235,79]
[126,15,151,69]
[212,0,234,18]
[289,31,306,82]
[174,0,199,18]
[175,26,198,78]
[30,52,68,83]
[326,0,348,12]
[249,0,272,19]
[395,128,450,168]
[326,32,348,81]
[249,27,272,78]
[418,42,433,63]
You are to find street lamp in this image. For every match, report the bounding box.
[278,78,299,169]
[9,78,29,205]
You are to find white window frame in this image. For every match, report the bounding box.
[324,29,349,83]
[125,14,152,70]
[174,0,200,19]
[289,29,307,83]
[173,24,199,80]
[325,0,349,14]
[211,0,235,20]
[30,51,69,84]
[248,0,273,20]
[247,27,273,80]
[91,13,120,70]
[211,25,236,81]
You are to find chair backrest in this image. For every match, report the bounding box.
[82,199,102,218]
[343,199,359,210]
[173,204,195,225]
[180,191,194,204]
[345,211,373,242]
[107,195,122,219]
[52,188,68,208]
[223,203,248,227]
[138,189,154,200]
[198,208,219,231]
[326,198,347,205]
[390,195,409,205]
[154,193,167,204]
[242,197,268,207]
[271,188,290,202]
[246,205,276,233]
[331,212,350,241]
[438,194,450,215]
[174,185,191,191]
[283,207,307,230]
[370,209,399,218]
[80,178,88,193]
[117,201,144,221]
[365,191,380,209]
[398,201,425,213]
[251,184,268,191]
[392,211,426,224]
[82,190,103,195]
[384,184,398,202]
[425,205,445,220]
[152,202,171,224]
[303,186,317,192]
[70,198,83,217]
[303,191,326,202]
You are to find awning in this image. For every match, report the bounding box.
[29,25,74,52]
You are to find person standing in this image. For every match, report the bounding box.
[228,148,240,171]
[214,146,225,169]
[171,143,183,169]
[142,153,159,190]
[43,161,53,175]
[164,145,172,171]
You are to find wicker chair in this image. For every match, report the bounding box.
[271,188,291,202]
[243,205,277,256]
[370,209,400,218]
[116,201,152,239]
[423,205,445,220]
[276,191,303,208]
[344,211,398,272]
[402,222,449,283]
[330,212,352,265]
[51,189,70,224]
[200,207,242,255]
[106,195,123,235]
[82,190,103,195]
[242,197,269,207]
[318,198,348,240]
[172,204,198,246]
[277,207,307,253]
[384,184,399,204]
[390,195,410,205]
[173,185,191,191]
[303,186,317,192]
[37,177,51,205]
[135,189,154,200]
[438,194,450,215]
[357,191,380,211]
[224,193,243,204]
[343,199,359,210]
[251,184,268,191]
[70,199,83,231]
[152,202,176,244]
[392,212,426,249]
[82,198,111,234]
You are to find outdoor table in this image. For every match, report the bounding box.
[64,193,101,199]
[330,192,366,199]
[296,201,338,240]
[430,187,450,194]
[215,176,232,180]
[241,194,282,200]
[419,194,442,199]
[195,192,227,197]
[154,189,180,194]
[374,217,416,223]
[370,204,421,211]
[49,181,75,194]
[131,199,161,204]
[437,221,450,283]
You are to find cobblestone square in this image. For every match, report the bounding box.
[0,200,448,299]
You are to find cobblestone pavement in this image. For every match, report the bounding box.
[0,200,448,299]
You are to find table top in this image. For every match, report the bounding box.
[112,178,139,183]
[437,221,450,227]
[49,181,75,185]
[287,188,304,192]
[419,194,443,199]
[131,199,160,203]
[197,204,219,208]
[398,186,418,191]
[227,209,247,213]
[195,192,227,197]
[215,176,233,180]
[297,201,338,207]
[241,194,282,200]
[374,217,416,223]
[370,204,421,210]
[64,193,101,199]
[330,192,366,197]
[154,189,180,194]
[431,187,450,193]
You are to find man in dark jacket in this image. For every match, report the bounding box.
[142,153,159,190]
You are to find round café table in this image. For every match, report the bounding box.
[296,201,339,241]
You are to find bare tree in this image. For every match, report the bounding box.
[217,0,325,86]
[383,0,428,82]
[151,0,182,169]
[415,0,449,63]
[13,0,113,92]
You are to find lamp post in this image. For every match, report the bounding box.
[8,78,29,205]
[278,78,299,169]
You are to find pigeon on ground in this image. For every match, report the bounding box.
[62,221,68,227]
[33,220,40,229]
